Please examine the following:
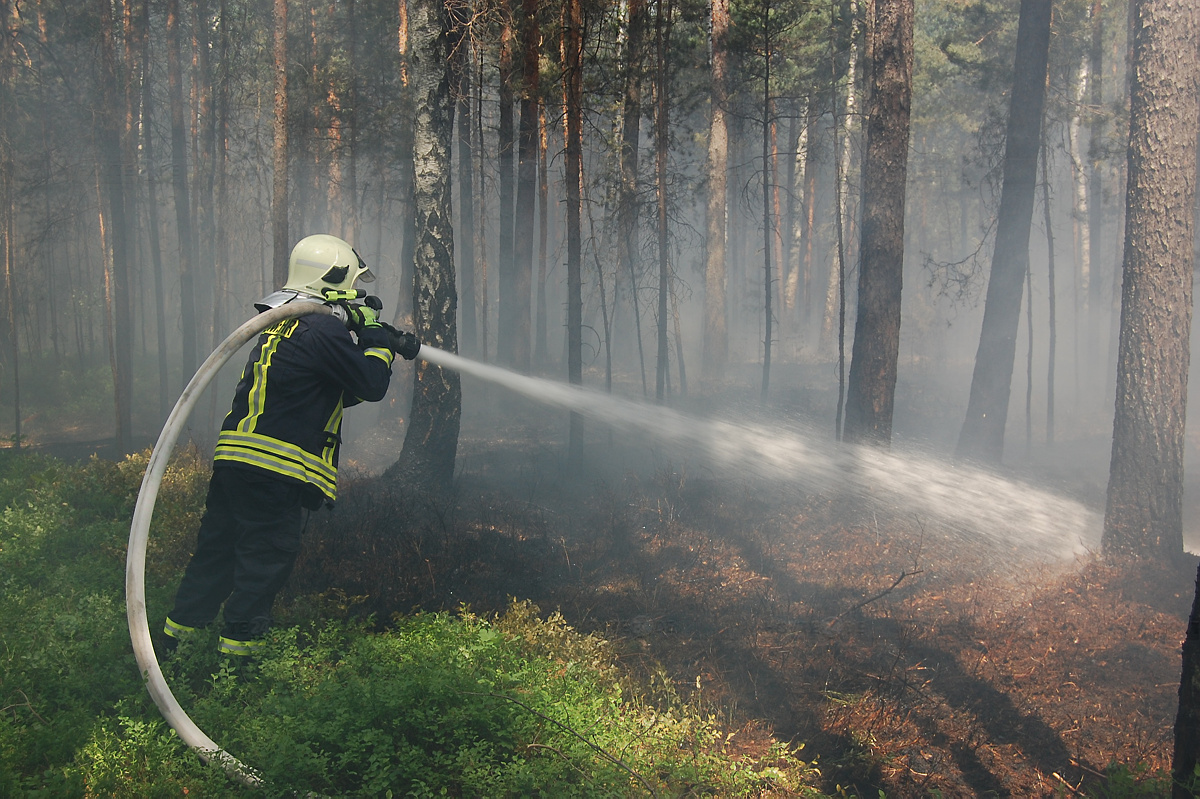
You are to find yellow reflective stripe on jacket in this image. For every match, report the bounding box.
[239,325,295,434]
[214,430,338,499]
[364,346,395,367]
[322,401,344,464]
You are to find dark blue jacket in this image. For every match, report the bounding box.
[213,312,393,506]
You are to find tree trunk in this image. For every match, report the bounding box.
[1067,56,1086,410]
[97,0,133,453]
[653,0,672,404]
[955,0,1051,463]
[209,0,231,428]
[168,0,198,381]
[1024,237,1034,452]
[496,7,517,365]
[191,0,216,351]
[564,0,584,464]
[1041,136,1056,446]
[0,0,16,446]
[476,50,490,360]
[822,0,860,358]
[1103,0,1198,562]
[583,187,613,391]
[800,106,818,329]
[672,290,686,397]
[535,104,550,368]
[618,0,648,395]
[345,0,360,244]
[1085,0,1106,388]
[830,28,850,438]
[781,106,799,323]
[1,164,13,448]
[512,0,538,372]
[843,0,913,446]
[271,0,288,287]
[121,0,142,364]
[395,1,416,322]
[140,0,169,420]
[393,0,461,488]
[456,37,478,356]
[702,0,728,383]
[760,13,773,403]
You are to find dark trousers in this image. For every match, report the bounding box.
[169,466,304,640]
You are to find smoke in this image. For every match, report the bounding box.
[421,346,1101,560]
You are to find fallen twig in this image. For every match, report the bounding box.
[829,567,924,626]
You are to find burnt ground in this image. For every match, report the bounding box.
[283,400,1195,798]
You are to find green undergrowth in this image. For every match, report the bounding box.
[0,448,825,797]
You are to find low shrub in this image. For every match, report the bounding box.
[0,450,826,797]
[159,602,819,797]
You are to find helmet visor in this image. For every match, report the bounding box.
[355,250,375,283]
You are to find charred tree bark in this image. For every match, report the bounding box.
[393,0,461,488]
[955,0,1051,463]
[843,0,913,447]
[1103,0,1198,562]
[701,0,728,384]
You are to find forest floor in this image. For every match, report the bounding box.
[21,361,1192,796]
[278,366,1192,798]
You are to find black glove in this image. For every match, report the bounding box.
[358,324,392,351]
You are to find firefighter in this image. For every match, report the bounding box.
[162,234,419,658]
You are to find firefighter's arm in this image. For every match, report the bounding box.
[308,314,394,403]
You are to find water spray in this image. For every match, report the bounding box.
[421,346,1100,559]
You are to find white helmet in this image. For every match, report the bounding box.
[283,234,374,297]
